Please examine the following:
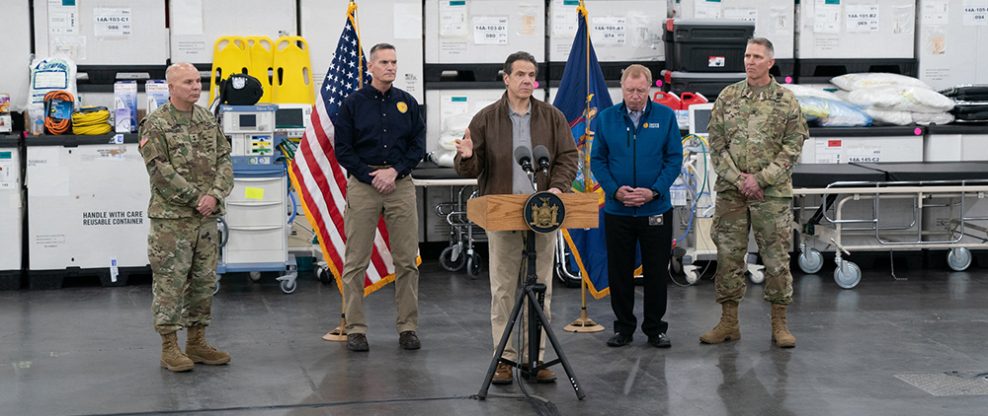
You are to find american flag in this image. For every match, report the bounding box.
[286,6,397,296]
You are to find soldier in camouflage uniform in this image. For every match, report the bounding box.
[699,38,808,349]
[139,63,234,371]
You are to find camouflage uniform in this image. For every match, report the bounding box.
[708,79,808,305]
[139,102,233,334]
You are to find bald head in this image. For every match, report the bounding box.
[166,63,198,84]
[166,62,202,111]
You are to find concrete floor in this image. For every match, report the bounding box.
[2,257,988,416]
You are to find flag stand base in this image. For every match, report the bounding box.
[322,315,347,342]
[564,307,605,333]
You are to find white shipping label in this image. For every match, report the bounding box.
[770,6,791,34]
[815,139,842,164]
[591,17,626,46]
[724,8,758,23]
[847,145,880,163]
[440,3,469,37]
[962,0,988,26]
[813,0,841,34]
[0,159,15,189]
[846,4,880,33]
[922,0,949,26]
[472,16,509,45]
[694,0,722,19]
[94,8,132,37]
[47,0,79,35]
[552,11,578,37]
[441,96,469,121]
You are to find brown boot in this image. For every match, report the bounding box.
[771,304,796,348]
[160,332,194,372]
[700,301,741,344]
[185,325,231,365]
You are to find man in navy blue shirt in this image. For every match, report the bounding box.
[334,43,426,352]
[591,64,683,349]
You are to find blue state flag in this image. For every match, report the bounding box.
[552,3,614,299]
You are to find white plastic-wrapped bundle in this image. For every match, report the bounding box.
[783,84,844,101]
[911,112,955,125]
[847,86,955,113]
[865,108,912,125]
[796,96,872,127]
[831,73,931,91]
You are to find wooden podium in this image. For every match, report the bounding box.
[467,192,599,231]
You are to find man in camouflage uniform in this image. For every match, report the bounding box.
[140,62,234,371]
[700,38,808,349]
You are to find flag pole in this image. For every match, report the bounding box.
[565,0,604,334]
[323,0,362,343]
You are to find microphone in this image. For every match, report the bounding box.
[533,145,551,173]
[514,146,534,173]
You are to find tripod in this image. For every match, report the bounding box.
[477,219,584,400]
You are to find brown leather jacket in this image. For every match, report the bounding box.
[454,93,578,196]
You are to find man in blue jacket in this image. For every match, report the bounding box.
[591,64,683,348]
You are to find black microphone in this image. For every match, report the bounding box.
[533,145,551,173]
[514,146,534,173]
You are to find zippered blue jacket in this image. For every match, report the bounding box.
[591,100,683,217]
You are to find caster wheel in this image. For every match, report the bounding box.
[439,245,466,272]
[798,249,824,274]
[280,279,297,294]
[834,260,861,289]
[213,281,221,295]
[315,266,333,285]
[249,271,262,282]
[947,248,972,272]
[467,253,483,278]
[747,269,765,284]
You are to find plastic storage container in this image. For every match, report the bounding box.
[663,19,755,73]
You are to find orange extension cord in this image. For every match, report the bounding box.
[43,90,74,135]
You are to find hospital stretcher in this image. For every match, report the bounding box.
[792,162,988,289]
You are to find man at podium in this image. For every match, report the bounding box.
[454,51,578,385]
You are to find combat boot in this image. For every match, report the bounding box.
[770,304,796,348]
[699,301,741,344]
[160,332,194,372]
[185,325,231,365]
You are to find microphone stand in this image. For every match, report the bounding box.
[477,165,584,400]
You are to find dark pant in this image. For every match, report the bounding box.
[604,210,673,337]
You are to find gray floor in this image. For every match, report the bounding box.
[2,258,988,416]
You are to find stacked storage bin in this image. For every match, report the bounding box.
[547,0,667,104]
[670,0,795,81]
[25,134,151,288]
[661,19,753,100]
[795,0,917,83]
[422,0,546,243]
[300,0,425,105]
[0,135,22,290]
[916,0,988,91]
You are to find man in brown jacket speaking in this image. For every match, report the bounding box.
[454,51,578,385]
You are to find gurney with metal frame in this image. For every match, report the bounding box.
[792,162,988,289]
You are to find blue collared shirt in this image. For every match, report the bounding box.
[334,84,426,184]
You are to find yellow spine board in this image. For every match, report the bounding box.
[247,36,275,103]
[271,36,315,105]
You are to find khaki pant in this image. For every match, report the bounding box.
[487,230,556,362]
[341,175,419,334]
